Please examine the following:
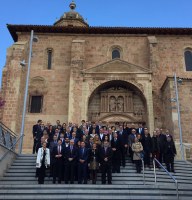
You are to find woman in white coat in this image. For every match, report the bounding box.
[36,141,50,184]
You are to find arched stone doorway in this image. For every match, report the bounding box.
[88,80,147,126]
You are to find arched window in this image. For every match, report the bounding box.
[112,49,120,59]
[47,48,53,70]
[184,49,192,71]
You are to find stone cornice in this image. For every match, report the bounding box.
[7,24,192,42]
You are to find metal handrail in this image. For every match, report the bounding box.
[136,152,145,185]
[182,144,192,163]
[183,143,191,150]
[0,135,24,162]
[0,121,18,137]
[153,158,179,200]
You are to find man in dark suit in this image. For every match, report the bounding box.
[156,128,166,163]
[128,128,137,163]
[70,126,82,140]
[88,123,100,135]
[52,139,65,184]
[71,132,79,147]
[32,119,43,154]
[49,135,58,154]
[77,141,89,184]
[136,123,145,138]
[64,139,78,184]
[117,125,128,167]
[111,132,122,173]
[127,123,136,135]
[64,137,70,148]
[49,135,58,177]
[64,127,71,139]
[99,141,113,184]
[59,132,65,147]
[141,128,152,168]
[98,128,104,142]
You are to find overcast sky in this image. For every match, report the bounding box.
[1,0,192,84]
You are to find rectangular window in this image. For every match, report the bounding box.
[30,96,43,113]
[47,49,52,70]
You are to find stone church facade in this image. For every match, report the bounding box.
[1,2,192,155]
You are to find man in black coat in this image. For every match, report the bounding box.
[156,128,166,163]
[64,139,78,184]
[136,123,145,138]
[52,139,65,184]
[32,119,43,154]
[117,125,128,167]
[99,141,113,184]
[141,128,152,168]
[164,136,177,172]
[111,132,122,173]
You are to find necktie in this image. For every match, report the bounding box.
[58,145,61,154]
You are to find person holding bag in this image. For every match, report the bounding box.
[132,137,143,173]
[88,143,100,184]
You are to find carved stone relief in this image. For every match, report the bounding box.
[88,85,146,123]
[100,87,133,113]
[28,76,48,95]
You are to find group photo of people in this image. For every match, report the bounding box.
[33,120,177,184]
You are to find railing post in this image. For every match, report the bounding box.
[12,136,17,151]
[5,132,11,148]
[176,180,179,200]
[0,126,3,144]
[142,159,145,185]
[153,159,157,184]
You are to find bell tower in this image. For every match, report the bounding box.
[54,1,89,27]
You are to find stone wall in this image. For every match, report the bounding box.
[151,36,192,130]
[1,32,192,152]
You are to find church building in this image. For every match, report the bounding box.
[1,1,192,155]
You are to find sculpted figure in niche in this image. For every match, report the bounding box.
[109,97,116,112]
[117,97,124,112]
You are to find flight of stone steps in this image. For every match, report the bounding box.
[0,154,192,199]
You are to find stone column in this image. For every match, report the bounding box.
[144,80,154,134]
[68,40,85,124]
[1,41,28,133]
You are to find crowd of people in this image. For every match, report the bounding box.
[33,120,177,184]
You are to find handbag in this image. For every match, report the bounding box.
[140,151,145,159]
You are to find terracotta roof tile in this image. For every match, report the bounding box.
[7,24,192,42]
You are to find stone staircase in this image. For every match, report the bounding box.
[0,154,192,199]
